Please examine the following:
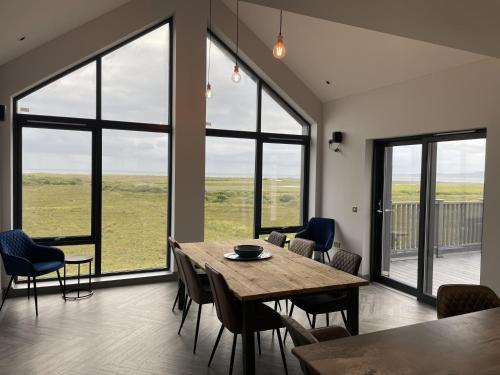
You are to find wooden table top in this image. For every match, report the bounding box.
[180,239,368,302]
[292,307,500,375]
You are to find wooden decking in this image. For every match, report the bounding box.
[388,250,481,295]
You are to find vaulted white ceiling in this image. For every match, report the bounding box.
[224,1,486,102]
[0,0,131,66]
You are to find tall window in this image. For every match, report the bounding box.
[14,21,172,277]
[205,36,310,240]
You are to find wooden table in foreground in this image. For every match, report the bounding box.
[293,307,500,375]
[180,239,368,375]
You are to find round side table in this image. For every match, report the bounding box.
[63,255,94,301]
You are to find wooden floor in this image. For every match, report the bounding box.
[389,251,481,295]
[0,282,436,375]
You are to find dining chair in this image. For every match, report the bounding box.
[174,248,213,354]
[267,231,287,248]
[281,315,350,375]
[0,229,65,316]
[436,284,500,319]
[295,218,335,263]
[205,264,288,375]
[288,249,362,331]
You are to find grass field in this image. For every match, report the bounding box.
[21,174,483,275]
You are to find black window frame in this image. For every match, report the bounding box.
[206,32,311,238]
[13,18,173,279]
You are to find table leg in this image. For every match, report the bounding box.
[89,261,92,292]
[77,264,81,299]
[242,301,256,375]
[63,264,67,301]
[346,287,360,335]
[178,280,186,310]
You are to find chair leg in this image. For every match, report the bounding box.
[276,329,288,375]
[322,252,325,264]
[326,251,331,263]
[312,314,316,329]
[172,287,180,312]
[229,334,238,375]
[285,299,288,314]
[0,276,14,312]
[326,313,329,327]
[306,313,313,328]
[56,270,65,298]
[193,304,202,354]
[208,324,224,366]
[178,298,192,335]
[27,277,30,299]
[284,303,295,341]
[256,331,261,355]
[341,310,348,327]
[33,277,38,316]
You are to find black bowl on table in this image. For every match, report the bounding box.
[234,245,263,259]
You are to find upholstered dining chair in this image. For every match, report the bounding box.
[281,315,350,375]
[0,229,65,316]
[174,248,213,354]
[295,218,335,263]
[436,284,500,319]
[205,264,288,375]
[266,231,287,248]
[289,249,362,331]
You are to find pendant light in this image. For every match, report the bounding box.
[273,10,286,59]
[232,0,241,83]
[206,0,213,98]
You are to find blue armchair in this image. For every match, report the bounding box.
[0,229,65,316]
[295,218,335,263]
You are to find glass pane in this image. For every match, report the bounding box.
[380,144,422,288]
[425,138,485,296]
[17,63,96,119]
[205,137,255,240]
[102,24,170,124]
[262,143,303,227]
[261,88,305,135]
[102,130,169,273]
[206,39,257,131]
[22,128,92,237]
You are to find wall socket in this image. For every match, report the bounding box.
[333,241,342,249]
[352,206,358,213]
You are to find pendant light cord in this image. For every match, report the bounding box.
[279,9,283,36]
[235,0,239,66]
[207,0,212,82]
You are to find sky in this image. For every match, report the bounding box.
[18,24,485,181]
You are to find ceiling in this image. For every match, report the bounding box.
[225,1,486,102]
[0,0,131,67]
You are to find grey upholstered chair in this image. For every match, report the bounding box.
[281,315,350,375]
[437,284,500,319]
[289,238,315,258]
[267,231,287,248]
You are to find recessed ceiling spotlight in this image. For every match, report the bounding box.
[18,36,26,41]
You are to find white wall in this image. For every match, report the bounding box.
[321,57,500,293]
[0,0,322,288]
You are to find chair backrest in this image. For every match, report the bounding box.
[205,263,241,333]
[305,218,335,248]
[329,249,362,275]
[267,231,287,248]
[281,315,318,375]
[289,238,315,258]
[436,284,500,319]
[169,237,185,283]
[0,230,33,260]
[174,248,208,304]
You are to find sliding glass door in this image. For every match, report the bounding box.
[372,131,486,303]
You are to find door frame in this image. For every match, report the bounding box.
[370,129,486,305]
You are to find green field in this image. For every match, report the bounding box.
[22,174,483,275]
[22,174,301,274]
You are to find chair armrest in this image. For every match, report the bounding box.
[31,244,65,263]
[1,254,35,276]
[310,326,350,342]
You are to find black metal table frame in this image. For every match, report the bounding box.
[63,258,94,301]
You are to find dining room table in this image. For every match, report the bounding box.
[179,238,369,375]
[292,307,500,375]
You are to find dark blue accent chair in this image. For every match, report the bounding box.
[295,218,335,263]
[0,229,65,316]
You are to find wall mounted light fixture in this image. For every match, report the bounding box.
[328,131,343,152]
